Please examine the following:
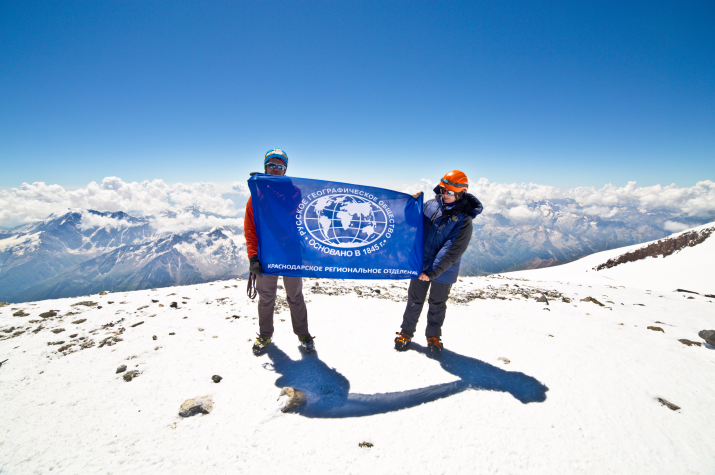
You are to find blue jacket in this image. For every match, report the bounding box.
[422,190,483,284]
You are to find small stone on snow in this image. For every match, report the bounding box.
[698,330,715,346]
[656,398,680,411]
[123,370,140,382]
[179,396,213,417]
[277,387,306,413]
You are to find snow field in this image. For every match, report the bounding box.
[512,222,715,294]
[1,271,714,474]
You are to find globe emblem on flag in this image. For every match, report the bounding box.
[304,194,388,248]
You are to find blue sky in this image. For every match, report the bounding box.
[1,0,713,191]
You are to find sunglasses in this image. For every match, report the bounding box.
[266,163,286,171]
[438,188,457,196]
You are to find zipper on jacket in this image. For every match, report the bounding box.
[429,208,440,226]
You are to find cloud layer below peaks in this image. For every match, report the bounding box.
[1,177,714,230]
[402,178,715,221]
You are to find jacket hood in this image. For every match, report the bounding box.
[462,193,482,218]
[431,186,483,219]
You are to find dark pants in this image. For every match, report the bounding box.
[256,274,309,338]
[400,278,452,338]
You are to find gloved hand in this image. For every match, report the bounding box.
[249,255,263,276]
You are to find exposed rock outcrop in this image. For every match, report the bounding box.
[595,227,714,271]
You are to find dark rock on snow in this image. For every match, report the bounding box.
[656,398,680,411]
[123,370,140,382]
[678,339,702,347]
[212,375,222,383]
[116,365,127,374]
[698,330,715,346]
[179,396,214,417]
[580,297,605,307]
[595,227,714,271]
[278,387,306,413]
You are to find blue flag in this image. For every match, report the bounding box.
[248,174,423,279]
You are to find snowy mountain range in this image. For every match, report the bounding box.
[0,202,710,303]
[1,222,713,474]
[463,199,698,274]
[0,208,248,303]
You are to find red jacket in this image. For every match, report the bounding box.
[244,197,258,258]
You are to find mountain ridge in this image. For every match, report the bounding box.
[0,203,711,302]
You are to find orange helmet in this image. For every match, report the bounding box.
[439,170,469,193]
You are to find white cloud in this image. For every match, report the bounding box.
[507,205,541,223]
[663,220,692,233]
[2,176,714,230]
[148,213,244,235]
[580,206,619,218]
[403,178,715,220]
[78,212,137,231]
[0,177,251,227]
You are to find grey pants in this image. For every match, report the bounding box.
[400,278,452,338]
[256,274,309,338]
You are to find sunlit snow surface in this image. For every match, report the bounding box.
[1,226,714,474]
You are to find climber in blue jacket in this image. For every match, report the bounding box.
[395,170,483,357]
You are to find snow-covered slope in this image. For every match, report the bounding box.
[1,225,714,474]
[508,222,715,294]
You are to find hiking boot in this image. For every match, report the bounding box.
[252,335,272,356]
[298,334,315,353]
[427,336,443,358]
[394,331,412,351]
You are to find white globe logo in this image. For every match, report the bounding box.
[304,194,388,248]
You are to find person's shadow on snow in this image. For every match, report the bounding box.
[263,343,548,418]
